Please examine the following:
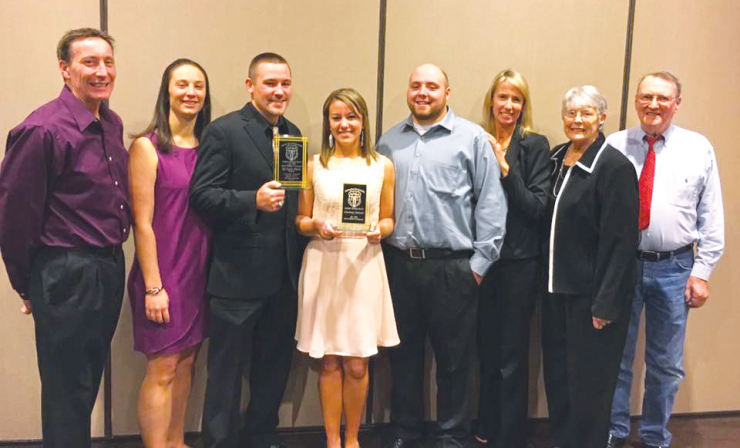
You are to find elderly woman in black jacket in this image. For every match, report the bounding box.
[541,85,639,448]
[474,69,550,448]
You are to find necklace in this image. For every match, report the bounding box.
[553,146,573,196]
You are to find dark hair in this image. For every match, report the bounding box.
[248,52,291,80]
[57,28,115,64]
[320,88,377,168]
[133,58,212,154]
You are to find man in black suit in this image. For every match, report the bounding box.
[190,52,301,448]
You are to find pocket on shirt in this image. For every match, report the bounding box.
[423,159,464,197]
[667,172,702,208]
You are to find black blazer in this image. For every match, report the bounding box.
[190,103,301,300]
[499,127,551,260]
[546,133,639,321]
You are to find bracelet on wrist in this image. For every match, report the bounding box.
[145,286,163,296]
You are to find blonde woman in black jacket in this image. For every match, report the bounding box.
[474,70,550,448]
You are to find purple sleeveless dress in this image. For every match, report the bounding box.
[128,133,211,354]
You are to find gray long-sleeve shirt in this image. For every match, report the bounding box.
[377,108,507,276]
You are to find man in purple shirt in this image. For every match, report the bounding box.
[0,28,130,447]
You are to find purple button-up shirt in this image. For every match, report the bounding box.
[0,86,131,297]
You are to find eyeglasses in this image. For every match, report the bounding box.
[637,94,676,106]
[563,109,598,120]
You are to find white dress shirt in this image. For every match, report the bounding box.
[606,124,724,280]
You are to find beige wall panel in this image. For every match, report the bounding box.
[382,0,629,142]
[108,0,379,434]
[624,0,740,414]
[379,0,629,420]
[0,0,106,441]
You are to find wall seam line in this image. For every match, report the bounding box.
[99,0,113,439]
[619,0,638,131]
[367,0,387,426]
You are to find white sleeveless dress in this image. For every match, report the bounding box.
[296,154,399,358]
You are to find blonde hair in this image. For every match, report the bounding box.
[482,69,534,136]
[320,88,377,168]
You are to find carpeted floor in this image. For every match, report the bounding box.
[3,414,738,447]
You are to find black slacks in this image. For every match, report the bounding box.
[201,278,297,448]
[29,246,125,448]
[384,246,478,448]
[476,257,541,448]
[541,292,631,448]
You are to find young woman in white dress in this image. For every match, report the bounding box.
[295,88,399,448]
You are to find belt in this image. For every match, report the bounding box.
[45,245,122,258]
[395,246,472,260]
[637,243,693,262]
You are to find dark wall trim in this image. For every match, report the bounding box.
[100,0,112,438]
[619,0,637,130]
[374,0,388,143]
[100,0,108,32]
[368,0,388,426]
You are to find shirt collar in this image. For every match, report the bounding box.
[635,123,675,149]
[59,85,106,131]
[551,133,607,175]
[403,106,456,134]
[244,102,288,134]
[575,132,607,172]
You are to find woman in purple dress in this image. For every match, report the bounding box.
[128,58,211,448]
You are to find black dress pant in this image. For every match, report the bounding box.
[202,278,297,448]
[384,246,479,448]
[28,246,125,448]
[541,293,631,448]
[476,257,540,448]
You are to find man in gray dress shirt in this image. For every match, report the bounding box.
[378,63,507,448]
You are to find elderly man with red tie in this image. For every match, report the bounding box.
[605,72,725,448]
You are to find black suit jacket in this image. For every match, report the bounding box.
[499,127,551,260]
[190,103,301,300]
[546,133,639,321]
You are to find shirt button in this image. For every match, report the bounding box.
[119,204,124,210]
[114,181,119,186]
[108,156,113,161]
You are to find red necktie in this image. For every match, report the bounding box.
[638,136,660,230]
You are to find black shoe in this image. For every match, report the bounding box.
[466,435,488,447]
[606,433,626,448]
[384,437,411,448]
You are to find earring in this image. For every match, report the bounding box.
[328,134,334,148]
[360,130,365,148]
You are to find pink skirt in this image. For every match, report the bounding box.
[296,237,399,358]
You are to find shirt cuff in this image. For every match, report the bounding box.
[690,263,713,281]
[470,252,492,278]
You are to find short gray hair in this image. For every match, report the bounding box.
[637,71,682,97]
[561,85,608,116]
